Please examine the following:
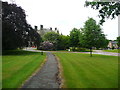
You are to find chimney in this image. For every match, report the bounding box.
[40,25,43,30]
[34,26,38,30]
[50,27,52,30]
[55,27,57,30]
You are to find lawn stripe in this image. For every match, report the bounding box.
[54,53,118,88]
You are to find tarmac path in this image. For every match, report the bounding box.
[22,48,119,88]
[92,50,119,56]
[22,52,59,88]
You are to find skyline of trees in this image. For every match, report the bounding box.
[40,18,109,54]
[2,1,118,51]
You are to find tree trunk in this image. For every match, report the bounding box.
[73,47,75,51]
[90,48,92,57]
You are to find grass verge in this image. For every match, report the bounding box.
[103,49,118,53]
[2,50,46,88]
[54,53,118,88]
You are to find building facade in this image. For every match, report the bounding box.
[35,25,59,37]
[107,41,118,49]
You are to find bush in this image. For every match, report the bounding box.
[112,46,115,50]
[39,41,54,50]
[70,47,88,52]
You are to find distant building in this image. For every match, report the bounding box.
[35,25,59,37]
[108,41,118,49]
[26,25,59,48]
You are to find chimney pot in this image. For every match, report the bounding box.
[40,25,43,30]
[55,27,57,30]
[34,26,38,30]
[50,27,52,30]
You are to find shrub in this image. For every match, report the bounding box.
[39,41,54,50]
[70,47,88,52]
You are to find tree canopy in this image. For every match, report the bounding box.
[43,31,70,50]
[69,28,81,47]
[57,35,70,50]
[2,1,41,50]
[81,18,108,56]
[44,32,60,43]
[85,1,120,25]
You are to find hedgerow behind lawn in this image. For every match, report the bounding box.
[54,53,118,88]
[2,50,46,88]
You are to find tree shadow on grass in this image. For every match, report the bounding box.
[2,50,40,56]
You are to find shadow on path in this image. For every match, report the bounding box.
[22,52,59,88]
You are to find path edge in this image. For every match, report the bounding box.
[19,53,48,88]
[53,54,66,88]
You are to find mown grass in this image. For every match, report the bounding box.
[103,49,119,53]
[2,50,46,88]
[54,53,118,88]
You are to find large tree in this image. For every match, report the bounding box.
[27,25,42,49]
[69,28,81,50]
[85,1,120,25]
[57,35,70,50]
[2,1,41,50]
[81,18,108,56]
[95,34,109,49]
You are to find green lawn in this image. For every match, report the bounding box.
[54,53,118,88]
[103,49,119,53]
[2,50,46,88]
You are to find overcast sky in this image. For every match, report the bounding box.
[3,0,118,40]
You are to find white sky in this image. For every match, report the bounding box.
[3,0,118,40]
